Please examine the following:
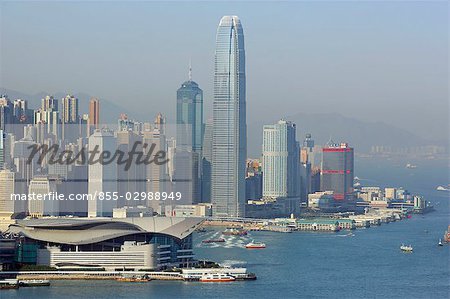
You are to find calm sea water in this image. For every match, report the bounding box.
[4,157,450,298]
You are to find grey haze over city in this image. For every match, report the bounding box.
[1,1,448,156]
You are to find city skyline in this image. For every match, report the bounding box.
[0,1,447,144]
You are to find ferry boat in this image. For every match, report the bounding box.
[245,241,266,249]
[199,273,235,282]
[0,279,19,289]
[222,227,248,236]
[400,244,413,252]
[202,238,225,243]
[19,279,51,287]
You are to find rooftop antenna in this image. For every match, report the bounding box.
[188,58,192,81]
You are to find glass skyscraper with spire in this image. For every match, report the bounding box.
[175,67,203,204]
[212,16,247,217]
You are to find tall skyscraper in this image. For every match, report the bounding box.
[89,98,100,132]
[212,16,247,217]
[175,66,204,204]
[176,65,203,152]
[262,120,300,199]
[320,142,354,201]
[88,129,117,217]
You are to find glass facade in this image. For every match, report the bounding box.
[212,16,247,217]
[320,145,354,200]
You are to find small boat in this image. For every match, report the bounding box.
[438,239,443,246]
[400,244,413,252]
[405,163,417,169]
[116,274,151,282]
[19,279,50,287]
[245,241,266,249]
[202,238,225,243]
[0,279,19,289]
[222,227,248,236]
[199,273,235,282]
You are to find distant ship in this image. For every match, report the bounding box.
[405,163,417,169]
[400,244,413,252]
[438,239,443,246]
[436,185,450,192]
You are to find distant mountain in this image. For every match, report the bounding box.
[0,88,149,124]
[247,112,428,157]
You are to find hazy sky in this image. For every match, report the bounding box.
[1,1,448,140]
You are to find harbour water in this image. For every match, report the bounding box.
[4,157,450,298]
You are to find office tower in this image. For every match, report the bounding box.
[212,16,247,217]
[0,169,14,219]
[116,130,145,208]
[28,176,59,218]
[41,95,58,111]
[246,159,262,200]
[320,142,354,201]
[0,95,13,132]
[88,129,117,217]
[175,67,204,204]
[176,67,203,152]
[201,119,213,203]
[89,98,100,132]
[142,127,167,212]
[262,120,300,200]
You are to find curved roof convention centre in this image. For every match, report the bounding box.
[7,217,204,245]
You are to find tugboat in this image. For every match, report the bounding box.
[400,244,413,252]
[199,273,235,282]
[245,241,266,249]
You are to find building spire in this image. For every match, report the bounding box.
[188,59,192,81]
